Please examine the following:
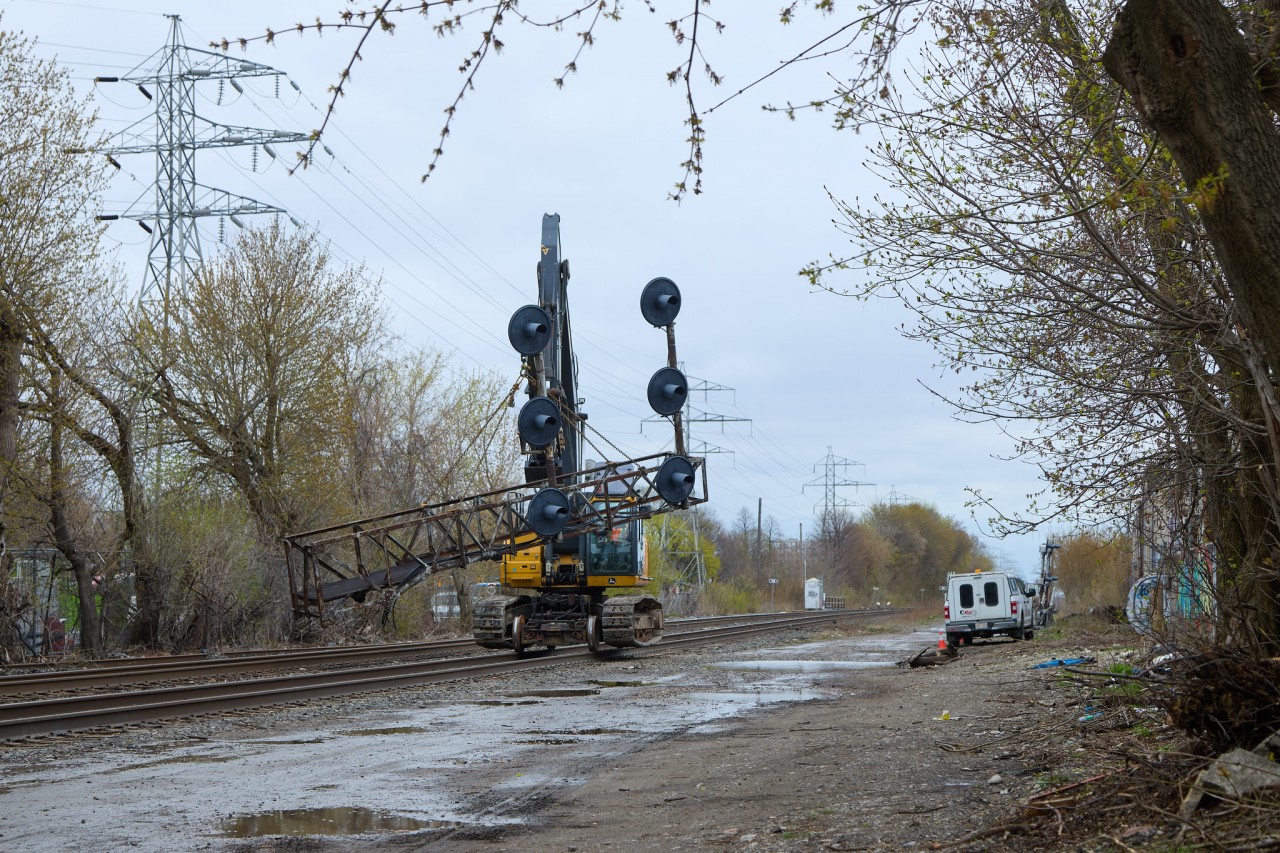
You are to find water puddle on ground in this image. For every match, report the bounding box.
[686,690,823,705]
[529,728,634,737]
[504,688,599,698]
[239,736,329,745]
[591,680,656,688]
[338,726,430,737]
[516,737,580,745]
[709,660,895,673]
[107,754,239,774]
[218,806,458,838]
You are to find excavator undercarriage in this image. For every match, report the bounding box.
[473,592,663,652]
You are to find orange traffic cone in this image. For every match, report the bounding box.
[938,631,948,650]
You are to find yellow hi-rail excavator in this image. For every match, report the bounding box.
[282,214,704,652]
[475,213,697,652]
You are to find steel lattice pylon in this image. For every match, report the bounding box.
[92,15,307,319]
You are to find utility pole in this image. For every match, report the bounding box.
[90,15,307,322]
[799,522,806,583]
[755,497,763,575]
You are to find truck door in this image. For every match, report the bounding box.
[955,577,1006,622]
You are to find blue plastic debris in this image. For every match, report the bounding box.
[1029,657,1096,669]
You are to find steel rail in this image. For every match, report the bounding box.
[0,638,478,695]
[0,611,871,695]
[0,610,872,741]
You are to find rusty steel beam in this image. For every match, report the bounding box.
[283,453,707,618]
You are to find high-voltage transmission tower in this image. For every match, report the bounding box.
[883,485,919,506]
[803,446,874,519]
[90,15,307,319]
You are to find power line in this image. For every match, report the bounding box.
[87,14,306,324]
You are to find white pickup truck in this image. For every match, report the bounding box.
[943,570,1037,648]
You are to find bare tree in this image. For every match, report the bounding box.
[137,221,388,541]
[798,0,1278,648]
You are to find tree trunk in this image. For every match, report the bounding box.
[1104,0,1280,650]
[48,377,102,654]
[1103,0,1280,375]
[0,316,19,563]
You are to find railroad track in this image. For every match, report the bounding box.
[0,609,896,741]
[0,611,858,696]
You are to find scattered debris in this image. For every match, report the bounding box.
[1179,731,1280,820]
[905,645,959,668]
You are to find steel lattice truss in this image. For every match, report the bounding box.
[284,453,706,618]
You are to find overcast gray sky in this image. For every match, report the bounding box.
[4,0,1057,579]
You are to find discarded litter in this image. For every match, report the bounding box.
[1179,731,1280,820]
[934,710,952,721]
[1029,657,1096,669]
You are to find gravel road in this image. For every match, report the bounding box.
[0,617,1100,852]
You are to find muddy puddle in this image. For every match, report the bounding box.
[709,660,895,673]
[591,679,657,687]
[105,753,240,774]
[504,688,599,698]
[218,806,457,838]
[338,725,431,737]
[686,689,827,705]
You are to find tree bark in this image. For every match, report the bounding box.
[48,385,102,654]
[1103,0,1280,375]
[0,314,19,563]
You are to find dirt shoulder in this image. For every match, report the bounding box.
[7,616,1233,853]
[423,620,1145,852]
